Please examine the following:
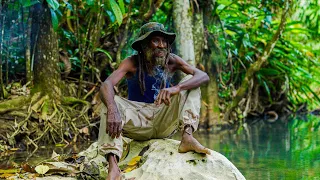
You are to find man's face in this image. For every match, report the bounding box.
[144,35,168,66]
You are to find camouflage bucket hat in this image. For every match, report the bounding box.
[131,22,176,51]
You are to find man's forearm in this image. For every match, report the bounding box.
[100,80,118,112]
[175,71,209,91]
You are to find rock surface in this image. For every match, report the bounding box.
[79,138,246,180]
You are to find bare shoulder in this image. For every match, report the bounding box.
[168,53,189,68]
[169,53,180,62]
[168,53,197,75]
[119,55,137,73]
[105,55,137,84]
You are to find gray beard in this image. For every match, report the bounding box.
[144,47,167,68]
[155,56,166,67]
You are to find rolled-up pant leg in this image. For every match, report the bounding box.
[153,75,201,138]
[97,96,125,159]
[98,96,155,159]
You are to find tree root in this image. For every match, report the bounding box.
[0,96,30,114]
[0,93,94,153]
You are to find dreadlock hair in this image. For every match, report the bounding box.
[136,38,172,95]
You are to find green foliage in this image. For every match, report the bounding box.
[295,0,320,36]
[1,0,319,114]
[46,0,59,10]
[50,9,59,31]
[150,1,173,25]
[95,48,112,61]
[108,0,123,26]
[118,0,126,14]
[210,0,320,111]
[86,0,95,6]
[19,0,40,7]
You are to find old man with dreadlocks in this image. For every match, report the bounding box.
[99,22,210,180]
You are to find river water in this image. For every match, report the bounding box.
[2,115,320,179]
[191,114,320,180]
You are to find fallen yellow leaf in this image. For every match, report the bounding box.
[35,165,50,175]
[0,173,15,178]
[0,169,20,174]
[124,165,137,173]
[127,156,141,166]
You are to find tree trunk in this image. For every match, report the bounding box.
[200,0,221,127]
[223,0,291,121]
[0,12,5,98]
[23,7,32,83]
[193,10,204,65]
[31,2,61,98]
[193,8,209,129]
[173,0,195,66]
[192,6,207,127]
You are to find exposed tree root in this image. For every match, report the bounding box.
[0,93,95,153]
[0,96,30,114]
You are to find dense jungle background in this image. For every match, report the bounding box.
[0,0,319,179]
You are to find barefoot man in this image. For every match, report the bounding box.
[99,22,210,180]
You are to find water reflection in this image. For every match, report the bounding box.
[2,115,320,179]
[192,115,320,180]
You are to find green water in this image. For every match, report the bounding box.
[192,115,320,180]
[2,115,320,180]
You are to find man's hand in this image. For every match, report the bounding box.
[155,86,180,106]
[105,106,122,138]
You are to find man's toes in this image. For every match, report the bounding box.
[203,148,211,155]
[194,145,211,155]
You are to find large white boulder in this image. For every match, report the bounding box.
[80,138,246,180]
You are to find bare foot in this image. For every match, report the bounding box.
[178,133,211,155]
[106,154,122,180]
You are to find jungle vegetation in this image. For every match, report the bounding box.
[0,0,319,150]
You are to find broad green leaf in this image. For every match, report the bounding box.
[217,4,226,10]
[106,10,116,23]
[118,0,125,14]
[35,165,50,175]
[46,0,59,11]
[86,0,94,6]
[259,68,281,76]
[254,16,264,30]
[95,48,113,61]
[50,9,59,31]
[19,0,40,7]
[262,80,272,102]
[109,0,123,26]
[225,29,236,36]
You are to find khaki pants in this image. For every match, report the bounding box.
[97,75,201,159]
